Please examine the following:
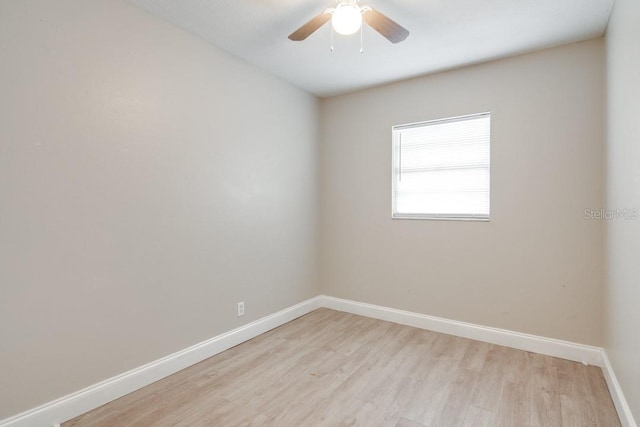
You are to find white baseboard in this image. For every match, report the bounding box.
[0,296,322,427]
[600,351,638,427]
[2,294,635,427]
[321,296,637,426]
[320,295,604,366]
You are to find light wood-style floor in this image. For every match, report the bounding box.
[65,309,621,426]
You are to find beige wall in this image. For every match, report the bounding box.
[319,39,605,346]
[605,0,640,421]
[0,0,318,419]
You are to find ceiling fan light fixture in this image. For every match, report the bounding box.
[287,1,408,45]
[331,3,362,35]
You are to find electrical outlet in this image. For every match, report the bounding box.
[237,301,245,317]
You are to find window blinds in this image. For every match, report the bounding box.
[392,113,490,220]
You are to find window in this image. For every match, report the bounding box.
[392,112,490,220]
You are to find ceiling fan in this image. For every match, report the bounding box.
[288,0,409,44]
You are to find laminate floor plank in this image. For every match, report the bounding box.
[461,405,496,427]
[459,341,493,373]
[584,365,623,427]
[399,356,460,426]
[395,417,427,427]
[495,380,532,427]
[64,308,621,427]
[429,368,483,427]
[530,352,561,427]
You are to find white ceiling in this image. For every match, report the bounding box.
[128,0,614,97]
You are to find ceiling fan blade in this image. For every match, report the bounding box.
[288,12,332,41]
[364,9,409,44]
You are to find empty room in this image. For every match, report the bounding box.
[1,0,638,426]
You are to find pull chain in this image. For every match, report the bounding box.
[360,23,364,53]
[330,26,334,52]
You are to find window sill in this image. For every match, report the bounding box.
[391,214,490,222]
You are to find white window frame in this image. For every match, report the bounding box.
[391,112,491,221]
